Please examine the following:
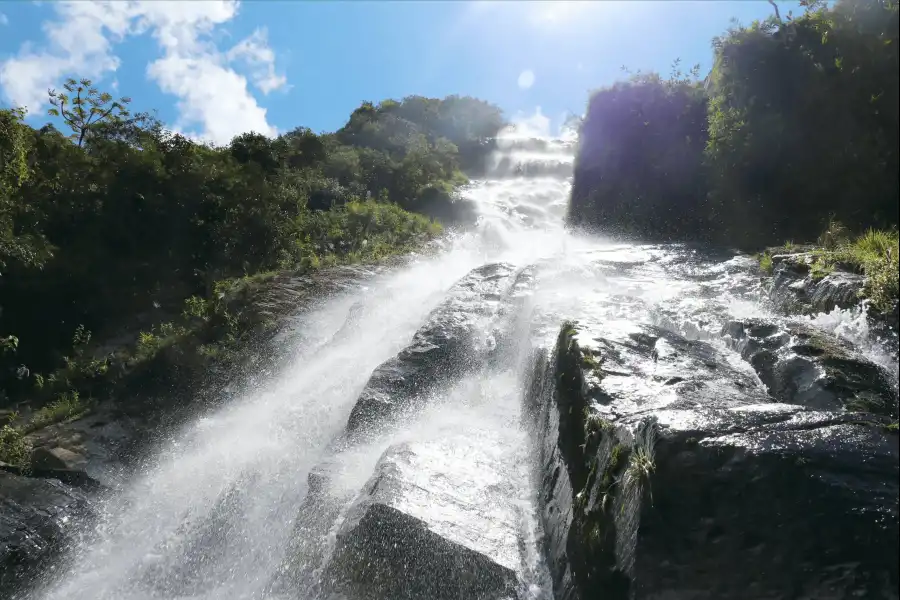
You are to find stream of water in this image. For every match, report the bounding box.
[26,130,897,600]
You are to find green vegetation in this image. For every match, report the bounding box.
[0,79,504,423]
[0,389,89,466]
[570,0,898,250]
[757,252,774,274]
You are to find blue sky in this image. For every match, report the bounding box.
[0,1,801,144]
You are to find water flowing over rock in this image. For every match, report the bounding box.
[723,318,898,418]
[531,318,899,600]
[323,441,520,600]
[0,472,93,598]
[767,252,900,339]
[346,262,523,435]
[7,131,898,600]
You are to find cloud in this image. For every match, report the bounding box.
[227,28,288,95]
[0,1,286,144]
[517,69,535,90]
[0,12,8,25]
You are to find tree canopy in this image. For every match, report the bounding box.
[569,0,899,248]
[0,88,504,404]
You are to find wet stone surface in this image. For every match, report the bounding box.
[323,441,521,600]
[346,262,523,435]
[533,317,899,600]
[0,471,94,599]
[723,317,898,418]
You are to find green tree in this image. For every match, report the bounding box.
[48,78,134,147]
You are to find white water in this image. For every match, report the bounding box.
[27,130,896,600]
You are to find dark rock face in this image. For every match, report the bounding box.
[322,442,521,600]
[0,471,93,598]
[769,252,867,315]
[767,252,900,339]
[346,262,522,434]
[533,318,899,600]
[723,318,898,418]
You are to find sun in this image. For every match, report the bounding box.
[529,1,592,25]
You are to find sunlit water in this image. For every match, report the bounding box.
[27,130,897,600]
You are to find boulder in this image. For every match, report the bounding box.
[345,262,523,434]
[532,318,899,600]
[322,441,521,600]
[1,471,93,597]
[30,446,86,472]
[769,253,867,315]
[723,318,897,418]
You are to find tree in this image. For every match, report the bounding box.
[48,78,134,147]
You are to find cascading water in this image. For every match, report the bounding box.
[23,127,897,600]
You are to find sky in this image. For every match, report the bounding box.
[0,0,802,145]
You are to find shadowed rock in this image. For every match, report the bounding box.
[322,442,521,600]
[346,262,522,434]
[723,318,897,418]
[532,318,899,600]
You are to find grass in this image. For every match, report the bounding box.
[623,419,659,503]
[20,391,88,434]
[757,252,774,274]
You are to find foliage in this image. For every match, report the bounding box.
[21,391,88,434]
[0,82,503,412]
[569,65,709,241]
[0,423,28,466]
[570,0,899,249]
[48,78,139,147]
[808,227,899,312]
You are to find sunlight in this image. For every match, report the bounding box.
[528,1,590,24]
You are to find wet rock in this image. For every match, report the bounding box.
[0,471,93,597]
[723,318,897,418]
[30,447,85,472]
[323,441,521,600]
[346,262,522,433]
[532,318,899,600]
[769,253,867,315]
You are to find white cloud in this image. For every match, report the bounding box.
[0,12,8,25]
[0,0,286,144]
[517,69,535,90]
[227,28,288,95]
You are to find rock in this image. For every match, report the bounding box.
[532,318,899,600]
[30,446,86,471]
[322,442,521,600]
[1,471,93,597]
[345,262,523,434]
[723,318,897,418]
[768,252,869,315]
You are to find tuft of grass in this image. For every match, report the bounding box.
[817,217,851,250]
[584,409,613,439]
[22,391,88,434]
[758,252,774,274]
[623,419,658,502]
